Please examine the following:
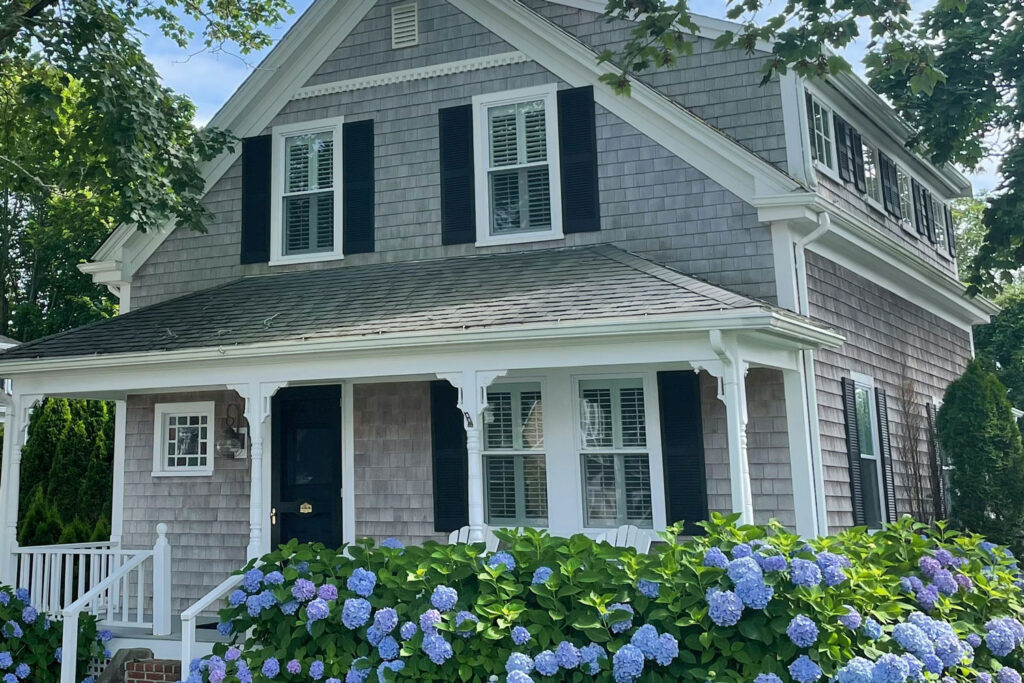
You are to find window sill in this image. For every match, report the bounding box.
[898,219,918,238]
[269,252,344,267]
[476,231,564,248]
[813,160,840,182]
[151,470,215,478]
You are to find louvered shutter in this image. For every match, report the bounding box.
[558,86,601,234]
[805,92,818,160]
[926,403,948,519]
[438,105,476,245]
[657,371,707,535]
[842,377,867,526]
[922,188,936,243]
[879,153,900,217]
[834,114,852,182]
[851,130,867,193]
[240,135,272,264]
[875,388,897,523]
[430,380,468,532]
[342,120,375,255]
[911,179,926,236]
[944,205,956,258]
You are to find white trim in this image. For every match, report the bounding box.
[781,71,816,189]
[341,382,356,545]
[473,84,563,246]
[270,116,345,266]
[805,90,839,181]
[110,400,127,545]
[293,52,530,101]
[151,401,216,476]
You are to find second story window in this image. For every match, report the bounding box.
[932,196,948,252]
[897,166,913,226]
[270,116,344,264]
[863,145,882,206]
[805,93,835,172]
[474,85,563,245]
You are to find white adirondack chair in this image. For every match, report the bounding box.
[598,524,655,554]
[448,525,500,552]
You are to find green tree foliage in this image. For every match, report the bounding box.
[974,287,1024,411]
[601,0,1022,296]
[937,359,1024,549]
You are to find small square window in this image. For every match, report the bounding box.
[152,402,216,476]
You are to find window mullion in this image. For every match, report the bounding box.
[513,454,526,524]
[614,454,627,527]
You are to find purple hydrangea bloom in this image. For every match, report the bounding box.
[761,555,788,572]
[400,621,417,640]
[788,655,822,683]
[419,609,442,633]
[455,610,479,637]
[787,615,819,648]
[535,650,558,676]
[872,654,910,683]
[967,633,982,648]
[532,567,553,585]
[917,584,940,612]
[894,623,935,658]
[654,633,678,666]
[0,594,7,607]
[923,655,944,674]
[487,551,516,571]
[903,654,925,682]
[555,641,581,669]
[703,547,729,568]
[708,590,743,627]
[347,568,377,597]
[292,578,316,602]
[242,569,263,593]
[310,661,325,680]
[373,607,398,633]
[341,598,371,629]
[630,624,660,659]
[19,607,35,624]
[378,635,399,660]
[367,625,385,647]
[228,589,246,607]
[506,673,533,683]
[902,576,925,593]
[839,605,861,630]
[606,603,635,634]
[280,600,299,616]
[934,634,965,668]
[3,673,15,683]
[637,579,659,598]
[933,570,958,596]
[245,594,264,617]
[421,633,453,665]
[956,574,974,592]
[934,549,955,566]
[755,675,784,683]
[612,644,645,683]
[225,648,241,662]
[736,579,774,609]
[13,665,28,681]
[307,598,330,622]
[988,624,1019,657]
[216,621,233,636]
[791,558,823,587]
[318,584,338,601]
[920,556,942,579]
[580,644,605,675]
[430,585,458,612]
[380,537,403,549]
[286,660,301,675]
[506,653,534,674]
[727,557,764,585]
[732,543,753,559]
[512,626,531,645]
[346,658,371,683]
[981,675,994,683]
[1000,669,1023,683]
[376,660,404,682]
[837,657,873,683]
[261,658,280,679]
[0,654,11,670]
[12,589,28,603]
[263,571,284,585]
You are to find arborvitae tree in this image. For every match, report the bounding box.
[58,517,93,545]
[18,397,71,514]
[46,420,93,523]
[937,359,1024,550]
[19,487,62,546]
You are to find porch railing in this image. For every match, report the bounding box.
[180,572,244,673]
[14,540,121,617]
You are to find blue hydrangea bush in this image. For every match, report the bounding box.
[0,585,106,683]
[190,514,1024,683]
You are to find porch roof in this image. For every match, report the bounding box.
[0,245,835,364]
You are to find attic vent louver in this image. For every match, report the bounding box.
[391,3,418,49]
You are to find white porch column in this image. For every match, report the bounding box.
[706,331,755,524]
[437,369,507,543]
[109,399,127,546]
[0,394,34,585]
[783,367,822,537]
[229,382,286,560]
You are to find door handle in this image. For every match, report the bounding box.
[271,507,277,526]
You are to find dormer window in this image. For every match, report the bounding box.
[270,116,344,265]
[805,92,836,173]
[473,85,563,245]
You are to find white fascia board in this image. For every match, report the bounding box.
[449,0,800,202]
[754,192,998,329]
[85,0,378,280]
[0,308,843,380]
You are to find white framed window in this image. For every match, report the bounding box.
[152,402,216,476]
[576,378,653,528]
[850,374,885,529]
[270,116,344,265]
[932,196,949,253]
[896,165,914,229]
[390,3,418,48]
[473,85,563,246]
[862,144,883,207]
[806,93,837,177]
[483,382,548,526]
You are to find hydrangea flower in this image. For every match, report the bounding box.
[487,552,516,571]
[736,579,774,609]
[967,634,982,648]
[862,617,883,640]
[318,584,339,601]
[934,549,955,566]
[922,654,944,674]
[902,576,925,594]
[532,567,553,585]
[933,569,958,596]
[19,607,35,625]
[431,585,458,612]
[400,621,417,640]
[421,632,453,665]
[612,644,645,683]
[12,665,27,681]
[378,635,399,660]
[286,660,302,675]
[346,657,371,683]
[225,648,241,662]
[732,543,753,558]
[580,644,605,675]
[1000,669,1023,683]
[606,603,635,634]
[919,556,942,579]
[507,673,534,683]
[0,594,8,607]
[637,579,659,598]
[655,633,678,666]
[728,557,764,584]
[916,584,940,612]
[837,657,873,683]
[839,605,861,630]
[787,615,819,648]
[228,589,246,607]
[419,609,442,633]
[0,653,13,669]
[956,574,974,592]
[791,558,822,587]
[512,626,531,645]
[761,555,788,572]
[280,600,299,616]
[708,590,743,627]
[703,547,729,568]
[903,654,925,682]
[341,598,372,629]
[556,641,581,669]
[216,621,233,636]
[380,537,404,549]
[245,595,264,617]
[455,611,479,637]
[755,675,784,683]
[242,569,263,593]
[12,589,28,603]
[347,568,377,597]
[872,654,910,683]
[307,598,330,622]
[2,622,21,639]
[934,634,965,668]
[506,652,534,674]
[373,607,398,633]
[263,571,284,585]
[261,658,280,679]
[893,623,934,658]
[367,625,385,647]
[291,578,316,602]
[788,655,822,683]
[376,661,404,683]
[630,625,660,659]
[535,650,558,676]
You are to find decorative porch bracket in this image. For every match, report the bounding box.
[436,369,508,543]
[696,330,755,525]
[0,393,41,585]
[228,381,288,560]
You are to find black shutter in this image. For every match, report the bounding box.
[438,105,476,245]
[240,135,272,264]
[657,371,707,535]
[926,402,947,519]
[945,205,957,258]
[834,114,852,182]
[342,119,375,255]
[430,380,468,533]
[879,153,900,217]
[805,92,818,160]
[875,388,897,523]
[842,378,867,526]
[558,86,601,234]
[922,188,936,243]
[911,178,926,236]
[851,131,867,193]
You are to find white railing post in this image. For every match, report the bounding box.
[60,608,80,683]
[180,573,245,674]
[152,523,171,636]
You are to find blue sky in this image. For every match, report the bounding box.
[140,1,998,193]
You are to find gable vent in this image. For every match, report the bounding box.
[391,3,419,49]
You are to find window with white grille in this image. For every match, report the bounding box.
[473,85,562,244]
[152,402,215,476]
[391,3,418,49]
[483,382,547,526]
[806,93,835,171]
[270,116,343,264]
[932,196,948,251]
[897,165,914,226]
[862,144,882,206]
[578,379,652,528]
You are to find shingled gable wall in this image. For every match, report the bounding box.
[129,0,779,310]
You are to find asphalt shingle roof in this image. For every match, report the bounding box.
[0,246,781,362]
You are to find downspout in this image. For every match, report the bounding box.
[794,212,832,535]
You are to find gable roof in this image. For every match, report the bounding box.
[0,335,17,348]
[3,246,838,365]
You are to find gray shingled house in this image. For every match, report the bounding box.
[0,0,996,667]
